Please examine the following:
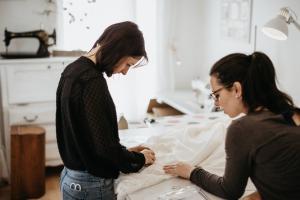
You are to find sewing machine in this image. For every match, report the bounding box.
[1,28,56,59]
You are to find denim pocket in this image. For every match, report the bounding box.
[60,168,67,191]
[62,182,87,200]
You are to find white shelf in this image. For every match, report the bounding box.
[156,90,207,114]
[0,56,76,64]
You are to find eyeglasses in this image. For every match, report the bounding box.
[130,56,148,69]
[209,84,233,101]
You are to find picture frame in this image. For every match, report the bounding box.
[220,0,252,43]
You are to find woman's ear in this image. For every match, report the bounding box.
[233,81,242,99]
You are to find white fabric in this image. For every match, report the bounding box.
[116,117,231,199]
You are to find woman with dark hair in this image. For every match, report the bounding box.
[56,21,155,199]
[164,52,300,200]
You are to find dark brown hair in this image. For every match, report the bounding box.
[210,51,298,114]
[92,21,148,77]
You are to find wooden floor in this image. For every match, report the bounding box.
[0,166,63,200]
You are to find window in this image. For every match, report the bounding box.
[58,0,159,120]
[60,0,135,51]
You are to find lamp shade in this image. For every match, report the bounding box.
[262,15,288,40]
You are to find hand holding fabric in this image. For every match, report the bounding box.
[128,145,150,153]
[141,149,156,165]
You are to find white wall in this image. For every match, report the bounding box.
[1,0,299,114]
[0,0,159,121]
[165,0,300,106]
[156,0,207,91]
[59,0,136,51]
[252,0,300,106]
[134,0,158,119]
[200,0,300,106]
[198,0,254,77]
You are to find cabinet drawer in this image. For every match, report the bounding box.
[9,103,55,125]
[6,62,66,104]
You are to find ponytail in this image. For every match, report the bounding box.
[210,51,298,114]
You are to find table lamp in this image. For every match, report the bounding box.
[262,7,300,40]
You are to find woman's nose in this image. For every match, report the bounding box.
[214,101,219,107]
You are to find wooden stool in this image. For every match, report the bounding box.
[11,125,45,199]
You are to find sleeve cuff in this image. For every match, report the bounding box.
[137,152,145,165]
[129,152,145,172]
[189,167,202,182]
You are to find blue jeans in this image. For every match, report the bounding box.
[60,167,117,200]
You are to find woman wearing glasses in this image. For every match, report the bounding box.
[164,52,300,200]
[56,21,155,199]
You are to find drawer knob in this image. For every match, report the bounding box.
[23,115,38,123]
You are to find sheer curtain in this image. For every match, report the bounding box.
[57,0,159,120]
[156,0,181,92]
[157,0,177,92]
[157,0,209,91]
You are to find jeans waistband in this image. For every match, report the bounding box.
[65,167,89,175]
[64,167,112,182]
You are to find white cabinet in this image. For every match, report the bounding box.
[6,63,64,104]
[0,57,76,175]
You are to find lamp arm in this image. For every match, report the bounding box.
[287,8,300,31]
[291,20,300,32]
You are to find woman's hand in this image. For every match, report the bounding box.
[141,149,156,165]
[128,145,150,153]
[163,162,195,179]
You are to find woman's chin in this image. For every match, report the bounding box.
[224,110,235,118]
[223,110,229,116]
[227,112,244,119]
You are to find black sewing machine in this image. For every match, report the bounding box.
[0,28,56,59]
